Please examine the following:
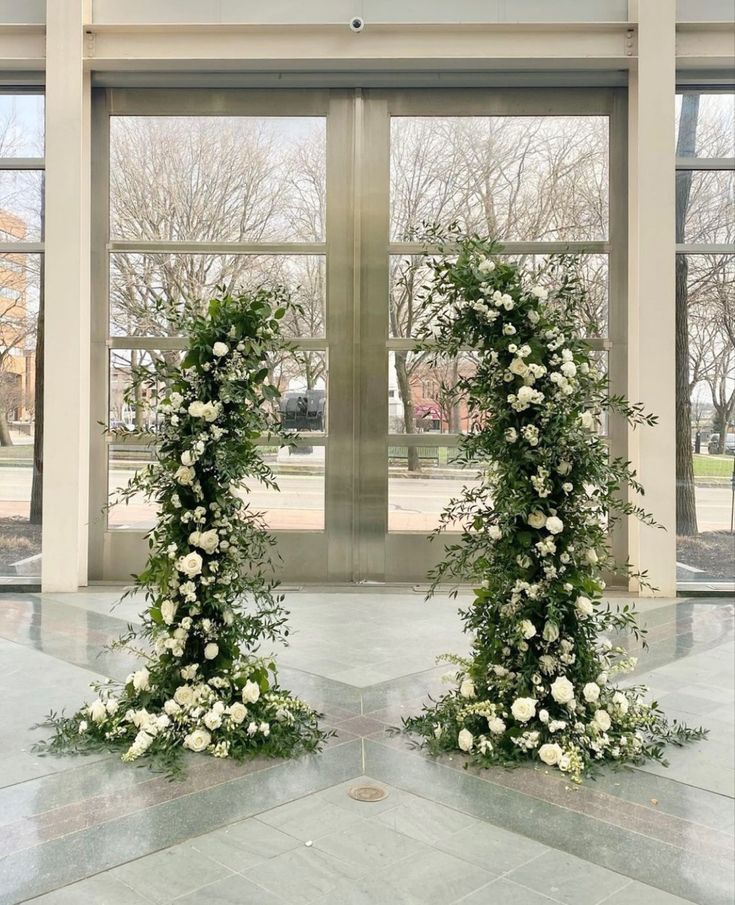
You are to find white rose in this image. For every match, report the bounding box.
[174,465,195,486]
[551,676,575,705]
[173,685,194,707]
[511,697,537,723]
[576,596,594,617]
[560,361,577,378]
[204,642,219,660]
[183,728,211,753]
[88,700,107,723]
[197,529,219,555]
[78,720,88,733]
[106,698,119,716]
[520,619,537,640]
[176,551,203,578]
[228,702,248,724]
[161,600,177,625]
[242,680,261,704]
[530,285,549,301]
[545,516,564,535]
[488,525,502,541]
[538,709,549,723]
[586,549,599,564]
[212,342,230,357]
[593,710,612,732]
[458,728,474,752]
[557,460,572,475]
[487,717,506,735]
[164,699,181,716]
[203,710,222,731]
[132,668,150,692]
[528,510,546,529]
[459,678,476,699]
[542,622,560,642]
[538,743,563,766]
[612,692,629,714]
[188,401,206,418]
[200,402,220,423]
[583,682,600,702]
[509,358,527,377]
[180,450,194,467]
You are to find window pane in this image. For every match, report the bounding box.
[110,253,325,339]
[676,253,735,585]
[388,351,476,434]
[0,172,43,242]
[108,444,325,532]
[271,351,327,434]
[110,116,326,242]
[390,253,608,339]
[0,94,44,157]
[109,349,182,432]
[391,116,608,242]
[0,253,42,576]
[388,446,482,532]
[678,170,734,246]
[676,93,735,159]
[243,447,324,531]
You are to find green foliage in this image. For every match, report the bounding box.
[403,232,705,781]
[35,287,327,774]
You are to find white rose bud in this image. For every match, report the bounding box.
[583,682,600,702]
[459,678,476,699]
[576,596,594,617]
[520,619,537,640]
[242,680,261,704]
[204,642,219,660]
[458,728,474,752]
[88,700,107,723]
[542,622,560,643]
[593,709,612,732]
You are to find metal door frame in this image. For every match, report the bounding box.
[89,86,628,585]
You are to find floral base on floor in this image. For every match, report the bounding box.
[403,234,705,782]
[36,290,326,773]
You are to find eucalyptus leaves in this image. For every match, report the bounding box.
[37,290,325,772]
[404,235,704,781]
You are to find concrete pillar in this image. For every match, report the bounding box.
[628,0,677,596]
[42,0,91,590]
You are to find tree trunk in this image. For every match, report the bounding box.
[712,408,727,454]
[674,94,699,536]
[394,350,420,472]
[30,260,44,523]
[0,410,12,447]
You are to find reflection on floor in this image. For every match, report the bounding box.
[0,589,732,905]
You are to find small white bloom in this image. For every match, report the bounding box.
[212,342,230,357]
[183,728,211,752]
[545,516,564,535]
[488,525,502,541]
[458,728,474,752]
[228,702,248,724]
[576,596,594,617]
[242,680,261,704]
[583,682,600,702]
[161,600,177,625]
[78,720,88,734]
[176,551,203,579]
[593,710,612,732]
[488,717,506,735]
[511,697,537,723]
[612,692,629,714]
[132,668,150,692]
[459,678,476,699]
[542,622,560,643]
[204,642,219,660]
[88,700,107,723]
[550,676,575,705]
[530,285,549,301]
[538,743,563,766]
[527,511,546,530]
[520,619,537,640]
[579,411,596,431]
[173,685,194,707]
[174,465,196,486]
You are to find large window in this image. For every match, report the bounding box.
[0,92,44,580]
[675,91,735,588]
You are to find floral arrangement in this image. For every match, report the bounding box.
[37,289,326,772]
[404,234,705,782]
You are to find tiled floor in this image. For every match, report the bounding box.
[0,589,732,905]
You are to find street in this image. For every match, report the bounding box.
[0,465,731,534]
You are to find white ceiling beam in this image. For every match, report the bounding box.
[675,23,735,69]
[0,25,45,70]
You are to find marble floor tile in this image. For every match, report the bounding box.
[242,845,364,905]
[379,847,495,905]
[171,873,289,905]
[188,817,301,871]
[314,817,432,870]
[109,844,232,904]
[434,821,549,874]
[23,874,149,905]
[457,877,563,904]
[372,794,478,845]
[505,850,630,905]
[255,793,364,842]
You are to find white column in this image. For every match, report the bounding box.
[627,0,677,597]
[42,0,91,591]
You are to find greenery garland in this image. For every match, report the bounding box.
[404,233,705,782]
[36,290,326,773]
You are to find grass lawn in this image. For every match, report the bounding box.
[693,454,734,479]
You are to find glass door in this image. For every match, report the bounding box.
[89,87,625,585]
